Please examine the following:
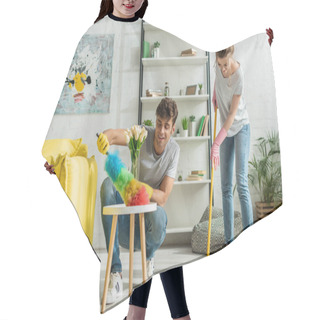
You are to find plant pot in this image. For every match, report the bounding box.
[198,89,205,95]
[182,129,188,137]
[153,47,160,58]
[255,201,282,219]
[189,121,196,136]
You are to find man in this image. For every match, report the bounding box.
[97,97,180,304]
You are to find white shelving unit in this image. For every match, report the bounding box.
[141,94,209,104]
[174,180,211,185]
[142,56,208,67]
[139,22,213,236]
[173,136,210,142]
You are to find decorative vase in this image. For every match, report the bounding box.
[131,151,140,179]
[189,121,196,136]
[182,129,188,137]
[153,47,160,58]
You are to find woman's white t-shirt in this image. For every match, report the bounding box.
[215,64,249,137]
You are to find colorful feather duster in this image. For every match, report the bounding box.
[105,151,150,206]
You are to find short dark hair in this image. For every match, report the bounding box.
[156,98,178,125]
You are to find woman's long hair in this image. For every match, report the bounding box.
[94,0,148,23]
[216,46,234,60]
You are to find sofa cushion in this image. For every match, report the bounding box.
[42,138,87,165]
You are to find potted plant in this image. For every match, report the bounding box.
[176,128,180,137]
[152,41,160,58]
[181,117,188,137]
[143,119,154,127]
[189,115,196,136]
[248,131,282,219]
[198,83,205,95]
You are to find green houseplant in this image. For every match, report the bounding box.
[181,117,188,137]
[143,119,153,127]
[198,83,204,95]
[248,131,282,218]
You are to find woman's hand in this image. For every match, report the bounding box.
[44,161,55,175]
[210,141,220,170]
[210,127,227,170]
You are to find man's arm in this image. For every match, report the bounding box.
[102,128,127,146]
[150,175,175,207]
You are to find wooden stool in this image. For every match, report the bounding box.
[101,202,157,313]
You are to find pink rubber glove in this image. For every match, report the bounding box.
[211,127,227,170]
[212,83,218,112]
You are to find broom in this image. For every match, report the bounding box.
[207,107,217,256]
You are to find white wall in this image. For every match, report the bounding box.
[44,18,142,249]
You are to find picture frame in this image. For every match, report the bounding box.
[185,84,197,95]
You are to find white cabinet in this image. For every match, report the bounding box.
[138,22,213,236]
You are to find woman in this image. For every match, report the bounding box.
[211,45,254,245]
[211,28,273,243]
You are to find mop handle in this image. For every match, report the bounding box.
[207,108,217,256]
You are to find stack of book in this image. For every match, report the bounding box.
[186,170,206,181]
[180,48,197,57]
[146,89,163,97]
[196,114,210,136]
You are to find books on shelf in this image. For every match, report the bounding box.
[201,115,210,136]
[180,48,197,56]
[186,174,203,181]
[197,114,209,136]
[186,170,206,181]
[191,170,206,175]
[146,89,163,97]
[181,53,197,57]
[197,116,205,136]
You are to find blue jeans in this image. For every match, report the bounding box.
[100,177,167,273]
[220,124,253,244]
